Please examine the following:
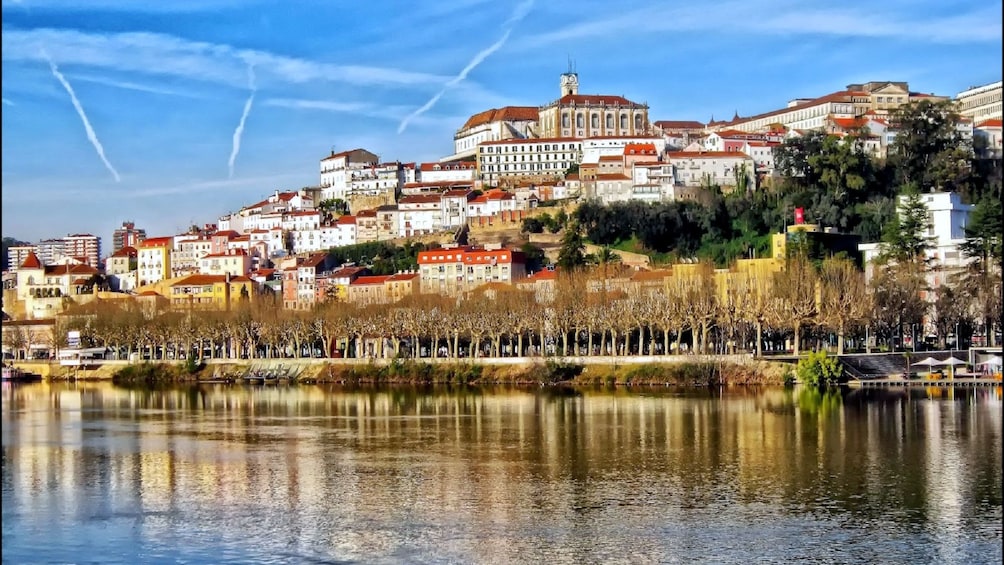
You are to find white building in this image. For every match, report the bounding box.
[6,245,38,273]
[319,148,379,201]
[348,162,406,197]
[477,138,583,188]
[199,249,251,277]
[445,106,540,162]
[666,151,756,189]
[580,135,666,165]
[282,210,322,233]
[467,189,520,218]
[398,194,444,237]
[858,192,975,285]
[974,118,1002,157]
[442,189,473,229]
[955,81,1002,124]
[170,238,212,278]
[418,161,477,183]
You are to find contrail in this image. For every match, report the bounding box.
[42,51,121,182]
[397,0,534,134]
[228,65,256,179]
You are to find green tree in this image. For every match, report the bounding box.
[958,196,1003,346]
[880,186,933,264]
[889,99,971,193]
[557,221,587,272]
[796,350,843,387]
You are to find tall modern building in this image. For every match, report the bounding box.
[63,233,101,268]
[35,239,65,266]
[112,221,146,253]
[955,81,1002,124]
[5,245,38,273]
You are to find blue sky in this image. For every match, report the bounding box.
[2,0,1001,248]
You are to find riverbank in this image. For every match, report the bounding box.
[16,355,793,387]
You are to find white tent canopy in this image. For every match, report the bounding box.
[936,357,968,366]
[977,355,1002,367]
[911,357,941,367]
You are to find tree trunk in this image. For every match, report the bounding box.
[517,333,524,357]
[611,330,619,356]
[560,331,568,357]
[837,320,846,356]
[792,322,801,356]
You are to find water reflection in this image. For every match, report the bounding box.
[2,383,1001,564]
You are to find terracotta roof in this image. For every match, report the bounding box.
[596,173,631,181]
[564,173,580,180]
[623,143,658,155]
[387,273,419,282]
[139,237,173,248]
[356,209,377,218]
[137,290,162,297]
[654,120,705,130]
[526,268,558,281]
[976,118,1003,128]
[328,266,367,279]
[335,215,357,225]
[110,246,137,258]
[479,137,581,146]
[253,268,276,277]
[321,148,370,161]
[460,106,539,130]
[830,117,869,130]
[19,251,43,269]
[730,90,868,126]
[399,194,443,205]
[202,249,249,258]
[443,189,474,197]
[172,274,251,286]
[213,230,240,238]
[351,275,391,286]
[42,264,98,276]
[668,151,751,159]
[554,94,644,107]
[599,155,623,162]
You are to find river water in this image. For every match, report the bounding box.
[2,382,1001,564]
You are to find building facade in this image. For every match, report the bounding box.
[955,81,1002,124]
[537,72,650,139]
[112,221,146,253]
[477,138,583,187]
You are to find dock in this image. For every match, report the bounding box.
[849,377,1001,388]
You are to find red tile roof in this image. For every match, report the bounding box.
[172,274,251,286]
[139,237,173,248]
[526,268,558,281]
[830,117,869,130]
[335,215,357,225]
[443,188,474,198]
[460,106,540,130]
[387,273,419,282]
[554,94,643,107]
[976,118,1003,128]
[399,194,443,205]
[110,246,137,258]
[351,275,391,286]
[328,266,367,279]
[202,249,249,258]
[654,120,705,130]
[320,148,372,162]
[730,90,868,126]
[599,155,623,162]
[42,264,98,276]
[19,251,42,269]
[596,173,631,181]
[623,143,658,155]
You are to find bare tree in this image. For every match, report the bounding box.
[819,256,869,355]
[773,255,819,355]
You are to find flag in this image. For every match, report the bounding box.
[794,207,805,225]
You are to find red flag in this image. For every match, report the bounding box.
[794,207,805,225]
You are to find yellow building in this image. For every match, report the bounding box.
[536,71,650,139]
[135,274,256,310]
[137,237,173,286]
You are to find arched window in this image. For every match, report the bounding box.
[634,114,643,130]
[576,113,584,128]
[620,114,628,130]
[606,114,614,129]
[561,113,570,128]
[591,113,599,129]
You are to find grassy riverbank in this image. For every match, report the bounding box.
[104,358,791,387]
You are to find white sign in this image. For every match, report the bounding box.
[67,331,80,348]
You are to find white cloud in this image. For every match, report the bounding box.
[397,0,535,133]
[42,51,121,182]
[263,98,372,113]
[516,0,1001,48]
[228,65,256,179]
[2,97,13,106]
[2,27,454,90]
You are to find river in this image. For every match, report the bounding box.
[2,382,1001,564]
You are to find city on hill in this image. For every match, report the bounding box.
[2,75,1001,363]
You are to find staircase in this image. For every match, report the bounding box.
[838,350,958,379]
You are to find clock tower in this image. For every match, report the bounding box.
[560,59,578,97]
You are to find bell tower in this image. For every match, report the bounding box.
[560,57,578,97]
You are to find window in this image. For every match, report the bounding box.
[634,115,643,130]
[620,114,627,129]
[561,113,570,128]
[576,113,584,128]
[591,113,599,128]
[606,114,614,129]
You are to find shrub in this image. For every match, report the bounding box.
[796,350,843,387]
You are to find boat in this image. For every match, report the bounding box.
[2,366,42,382]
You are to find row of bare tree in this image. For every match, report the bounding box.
[5,252,996,362]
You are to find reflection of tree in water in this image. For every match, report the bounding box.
[796,386,843,416]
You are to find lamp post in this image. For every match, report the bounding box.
[912,323,917,352]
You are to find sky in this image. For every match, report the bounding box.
[1,0,1001,249]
